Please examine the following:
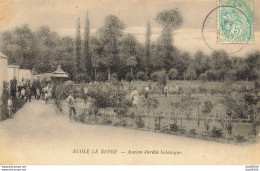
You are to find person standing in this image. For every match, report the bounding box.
[144,86,150,99]
[131,88,139,112]
[36,88,40,100]
[83,86,89,104]
[164,85,168,97]
[26,87,32,102]
[67,91,77,119]
[21,88,26,99]
[8,97,13,117]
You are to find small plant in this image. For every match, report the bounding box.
[189,129,197,136]
[102,116,113,125]
[201,130,210,137]
[169,123,179,132]
[135,116,145,128]
[210,127,223,138]
[129,112,135,119]
[78,111,87,123]
[235,134,246,143]
[160,126,170,133]
[114,119,127,127]
[179,127,186,134]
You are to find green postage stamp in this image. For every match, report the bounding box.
[218,0,254,43]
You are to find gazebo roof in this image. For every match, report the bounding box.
[51,65,68,78]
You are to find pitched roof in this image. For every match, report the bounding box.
[51,65,68,78]
[0,52,8,59]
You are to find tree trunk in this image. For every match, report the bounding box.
[94,68,97,81]
[131,67,133,77]
[108,67,111,81]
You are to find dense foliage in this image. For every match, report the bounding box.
[0,10,259,82]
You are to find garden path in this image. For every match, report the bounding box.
[0,100,259,165]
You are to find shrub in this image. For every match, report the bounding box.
[205,70,217,81]
[151,70,167,87]
[199,85,207,95]
[78,111,87,123]
[102,116,113,125]
[235,134,246,143]
[135,116,145,128]
[160,125,170,133]
[136,71,146,81]
[1,81,9,120]
[170,123,179,132]
[126,72,134,82]
[114,119,127,127]
[168,68,178,80]
[199,73,207,81]
[210,127,223,138]
[74,73,92,83]
[184,67,197,80]
[201,130,210,137]
[179,127,186,134]
[189,129,197,136]
[96,72,107,82]
[12,98,26,113]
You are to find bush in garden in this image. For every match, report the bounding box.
[201,130,210,137]
[143,96,159,115]
[114,119,128,127]
[184,67,197,80]
[169,123,179,132]
[126,72,134,82]
[168,68,178,80]
[179,127,186,134]
[199,73,207,81]
[202,100,213,130]
[205,70,217,81]
[210,127,223,138]
[189,129,197,136]
[129,112,135,119]
[136,71,146,81]
[160,125,170,133]
[0,81,10,120]
[102,116,113,125]
[96,72,108,82]
[135,116,145,128]
[151,70,167,87]
[12,98,26,113]
[235,134,246,143]
[198,85,207,95]
[210,89,218,96]
[78,111,87,123]
[74,73,92,83]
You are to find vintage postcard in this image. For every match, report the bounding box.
[0,0,259,165]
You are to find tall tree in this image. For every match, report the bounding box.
[75,17,82,73]
[98,15,125,80]
[84,11,92,76]
[145,21,151,75]
[155,8,183,71]
[0,24,38,69]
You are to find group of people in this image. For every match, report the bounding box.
[7,82,53,117]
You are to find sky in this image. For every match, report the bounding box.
[0,0,259,56]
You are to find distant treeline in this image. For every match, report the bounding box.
[0,9,259,82]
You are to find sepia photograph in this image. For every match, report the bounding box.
[0,0,259,165]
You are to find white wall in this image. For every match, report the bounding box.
[0,57,8,97]
[7,67,19,82]
[18,69,31,82]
